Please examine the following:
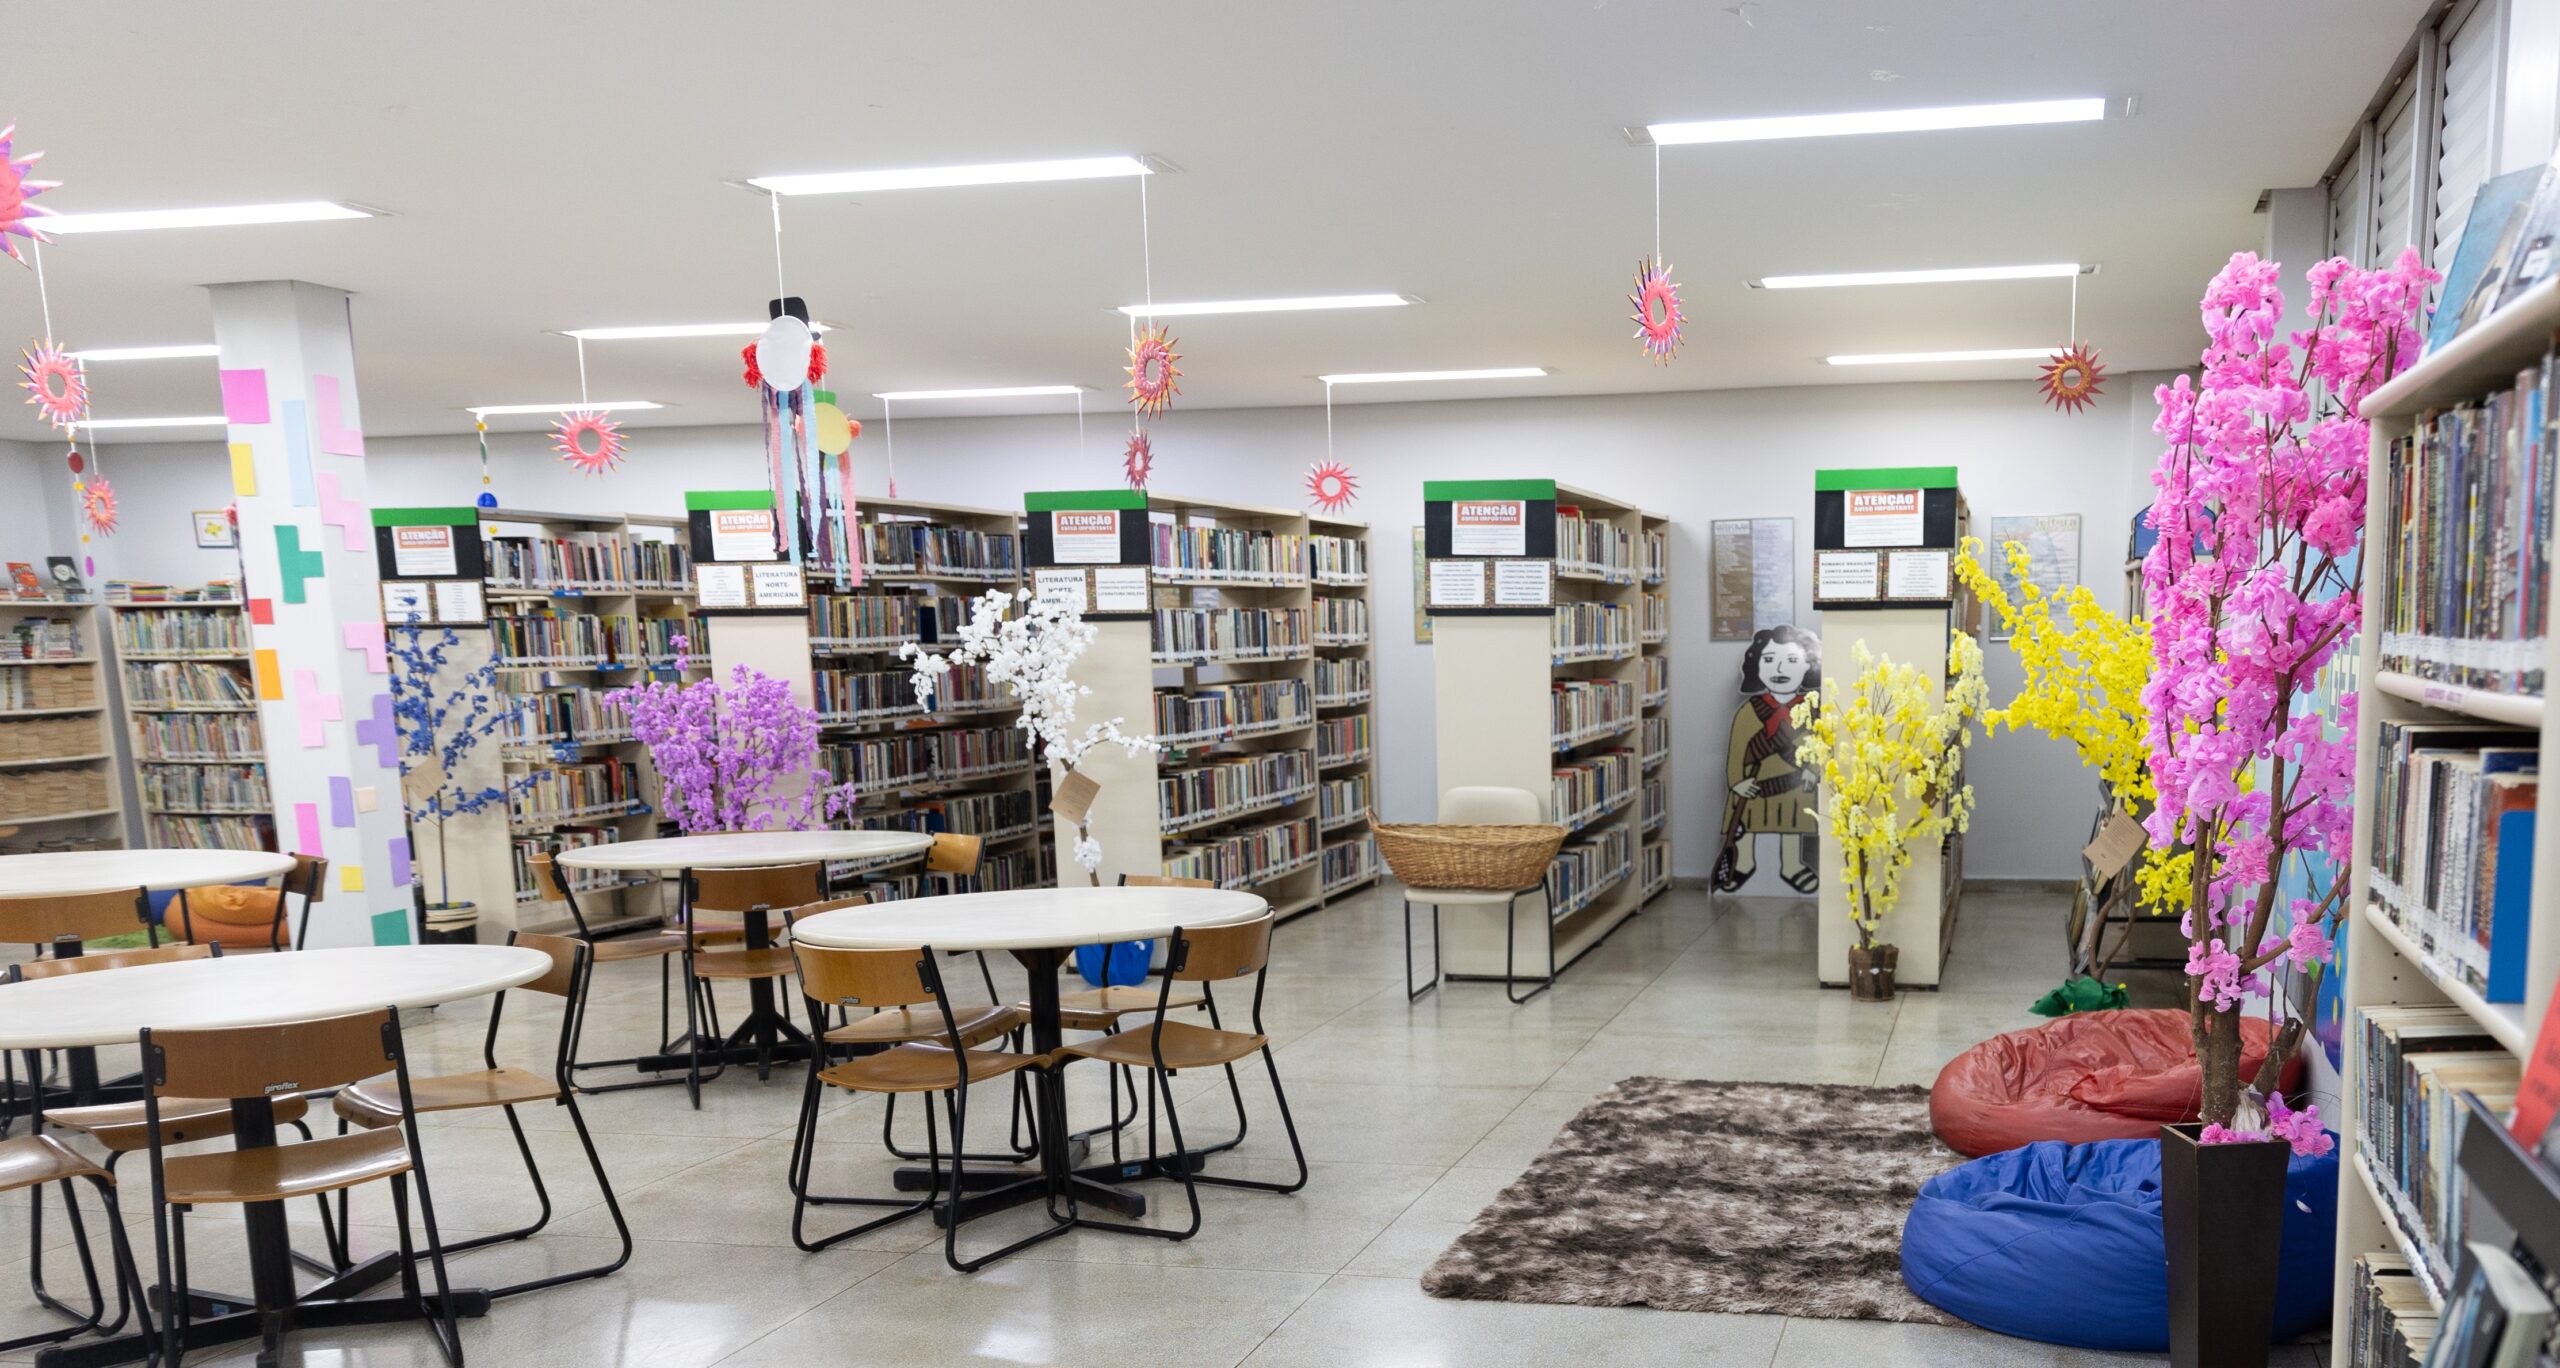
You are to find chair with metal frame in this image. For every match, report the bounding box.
[326,932,632,1300]
[0,1129,146,1354]
[527,851,693,1096]
[0,888,160,1133]
[1053,911,1306,1241]
[676,862,824,1100]
[137,1007,463,1367]
[283,854,330,951]
[1399,785,1558,1004]
[784,937,1058,1272]
[881,833,1035,1161]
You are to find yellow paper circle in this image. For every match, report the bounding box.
[813,402,853,456]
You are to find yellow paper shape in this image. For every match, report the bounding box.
[228,442,258,496]
[253,649,283,700]
[340,866,365,893]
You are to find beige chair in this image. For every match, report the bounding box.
[679,863,824,1104]
[1401,786,1558,1003]
[527,852,692,1096]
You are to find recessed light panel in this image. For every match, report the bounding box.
[1647,98,2104,146]
[749,157,1152,196]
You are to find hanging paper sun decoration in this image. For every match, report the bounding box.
[1122,430,1154,488]
[1306,460,1358,513]
[2037,341,2107,414]
[0,124,58,268]
[1629,257,1684,364]
[1126,325,1181,417]
[79,478,115,536]
[551,410,627,475]
[19,342,85,431]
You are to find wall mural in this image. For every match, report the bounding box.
[1712,623,1822,894]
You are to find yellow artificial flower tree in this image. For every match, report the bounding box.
[1791,630,1989,952]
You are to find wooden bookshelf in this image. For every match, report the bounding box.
[0,599,124,852]
[2331,278,2560,1340]
[1310,513,1379,901]
[108,596,270,852]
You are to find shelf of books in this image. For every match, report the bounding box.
[0,596,123,852]
[481,509,701,933]
[812,497,1050,901]
[2334,274,2560,1354]
[106,588,268,852]
[1309,513,1380,903]
[1426,480,1656,982]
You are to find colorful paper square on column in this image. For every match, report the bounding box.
[253,649,283,700]
[387,836,412,886]
[293,803,323,856]
[218,370,269,425]
[227,442,259,497]
[369,909,411,946]
[342,621,386,673]
[353,785,379,814]
[282,399,316,507]
[339,865,365,893]
[315,375,366,456]
[355,693,398,767]
[247,598,274,626]
[329,776,355,827]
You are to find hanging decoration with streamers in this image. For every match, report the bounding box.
[475,420,498,508]
[748,191,854,585]
[1116,173,1180,487]
[0,122,58,268]
[24,224,103,544]
[2035,270,2106,415]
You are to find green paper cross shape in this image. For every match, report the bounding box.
[274,524,327,604]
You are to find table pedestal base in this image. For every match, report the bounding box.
[41,1257,491,1368]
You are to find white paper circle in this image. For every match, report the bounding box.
[755,316,813,391]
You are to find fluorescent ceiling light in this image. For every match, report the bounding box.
[872,385,1084,401]
[466,400,664,416]
[43,201,374,235]
[749,156,1151,197]
[1759,263,2084,290]
[561,322,829,341]
[67,344,221,361]
[1318,367,1547,384]
[1119,294,1411,318]
[1825,348,2053,366]
[1647,97,2105,146]
[74,415,227,430]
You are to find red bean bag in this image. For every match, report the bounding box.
[1929,1008,2301,1157]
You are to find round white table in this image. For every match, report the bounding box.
[558,830,934,1102]
[0,945,547,1368]
[0,847,297,899]
[791,885,1269,1224]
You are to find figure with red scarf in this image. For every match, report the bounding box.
[1713,624,1821,893]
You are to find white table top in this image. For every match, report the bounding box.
[556,830,934,872]
[788,885,1269,952]
[0,848,299,899]
[0,945,550,1050]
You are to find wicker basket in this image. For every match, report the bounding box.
[1374,823,1567,891]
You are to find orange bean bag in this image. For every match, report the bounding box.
[1929,1008,2301,1157]
[162,884,288,950]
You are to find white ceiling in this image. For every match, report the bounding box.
[1,0,2411,440]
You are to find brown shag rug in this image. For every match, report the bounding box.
[1421,1077,1961,1322]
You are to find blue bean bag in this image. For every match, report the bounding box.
[1900,1137,2337,1351]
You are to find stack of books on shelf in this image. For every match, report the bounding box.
[815,668,924,727]
[919,661,1013,715]
[140,762,270,814]
[112,608,248,656]
[1163,813,1319,889]
[1319,772,1370,832]
[2354,1004,2522,1299]
[627,538,691,588]
[1151,606,1310,663]
[2347,1253,2439,1367]
[516,827,625,900]
[1642,839,1670,897]
[851,520,1021,581]
[1152,524,1307,583]
[104,580,237,604]
[501,690,630,751]
[1308,534,1368,583]
[487,530,632,591]
[1152,679,1309,747]
[1640,590,1669,643]
[639,616,699,663]
[1552,750,1636,830]
[123,661,254,709]
[1556,507,1635,582]
[136,711,263,761]
[1551,601,1633,663]
[507,757,638,831]
[0,662,94,711]
[2369,720,2540,1002]
[0,764,107,819]
[147,813,273,850]
[853,790,1039,842]
[1313,595,1370,645]
[1552,679,1637,749]
[1317,714,1370,767]
[1314,657,1371,706]
[1641,715,1670,767]
[807,593,930,652]
[490,610,632,667]
[1642,529,1667,584]
[825,725,1032,797]
[1547,824,1633,919]
[0,715,96,760]
[2377,353,2554,693]
[1,617,84,661]
[1159,749,1315,833]
[1641,655,1669,708]
[1321,832,1379,894]
[1642,774,1668,835]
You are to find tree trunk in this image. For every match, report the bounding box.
[2249,1017,2304,1095]
[2195,1005,2244,1130]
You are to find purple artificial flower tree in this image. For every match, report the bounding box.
[607,635,839,834]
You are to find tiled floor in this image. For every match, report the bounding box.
[0,884,2330,1366]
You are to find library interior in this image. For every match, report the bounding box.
[0,4,2554,1366]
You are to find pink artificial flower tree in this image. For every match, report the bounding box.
[2143,247,2436,1153]
[607,636,843,834]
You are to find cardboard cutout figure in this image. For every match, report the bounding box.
[1713,624,1821,893]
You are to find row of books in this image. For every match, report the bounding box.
[849,789,1038,840]
[1553,679,1638,748]
[122,661,255,710]
[2376,351,2553,693]
[864,522,1021,579]
[1151,607,1311,663]
[1642,529,1667,584]
[490,611,635,667]
[111,608,247,655]
[134,710,264,761]
[1321,831,1379,893]
[507,758,638,829]
[1642,775,1667,834]
[1308,534,1368,582]
[144,812,273,851]
[815,668,924,727]
[2368,719,2540,1002]
[1552,602,1634,661]
[1,617,84,661]
[1152,525,1307,582]
[825,725,1031,794]
[2356,1004,2523,1294]
[486,533,634,591]
[1642,654,1669,707]
[1553,749,1637,830]
[1317,714,1370,765]
[0,662,93,712]
[140,762,270,813]
[1556,508,1636,582]
[1642,715,1669,764]
[1160,748,1314,833]
[1640,590,1669,641]
[514,826,626,901]
[1547,824,1633,918]
[849,846,1047,901]
[1318,772,1370,830]
[1153,679,1309,745]
[807,593,964,650]
[1163,813,1320,890]
[104,580,239,604]
[2347,1253,2436,1368]
[628,539,689,587]
[638,617,698,662]
[1315,656,1371,705]
[1314,596,1370,641]
[502,689,631,749]
[1642,839,1670,896]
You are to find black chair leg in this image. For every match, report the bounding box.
[789,1077,938,1251]
[0,1175,117,1354]
[1504,887,1556,1005]
[1404,898,1443,1001]
[939,1071,1075,1273]
[477,1094,632,1299]
[567,957,687,1095]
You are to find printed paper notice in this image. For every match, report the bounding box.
[749,564,805,609]
[1033,569,1088,612]
[695,563,748,610]
[1093,566,1150,613]
[1492,559,1552,608]
[1050,509,1122,565]
[710,508,779,562]
[1842,488,1923,547]
[390,525,459,578]
[1815,550,1879,601]
[1449,499,1528,557]
[1428,559,1488,608]
[1885,549,1951,599]
[380,582,429,624]
[429,579,485,625]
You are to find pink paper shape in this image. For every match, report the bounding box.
[314,374,364,456]
[316,472,366,551]
[343,622,386,673]
[290,668,343,746]
[219,369,270,425]
[294,803,323,856]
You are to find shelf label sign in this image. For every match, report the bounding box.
[749,564,805,609]
[1885,548,1951,599]
[1092,566,1150,613]
[1427,559,1489,608]
[1491,558,1553,608]
[1449,499,1528,557]
[390,526,459,578]
[709,508,779,562]
[695,563,749,610]
[1842,488,1923,547]
[1814,550,1881,601]
[1051,510,1122,565]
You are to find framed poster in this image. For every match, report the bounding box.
[1710,517,1796,640]
[1842,488,1923,547]
[1050,509,1123,565]
[1448,499,1528,556]
[192,511,236,549]
[1984,514,2082,639]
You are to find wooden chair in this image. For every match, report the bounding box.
[328,932,631,1300]
[1400,786,1558,1003]
[138,1008,461,1367]
[0,1133,142,1353]
[1055,912,1306,1241]
[785,940,1057,1272]
[528,851,692,1095]
[284,854,329,951]
[0,888,155,957]
[678,862,823,1097]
